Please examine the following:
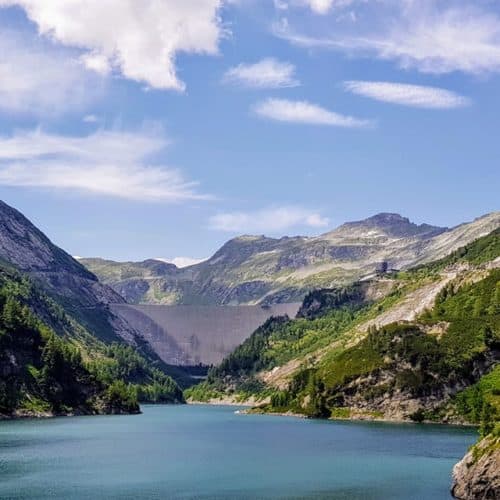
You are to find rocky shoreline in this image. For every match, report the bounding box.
[0,406,142,420]
[451,434,500,499]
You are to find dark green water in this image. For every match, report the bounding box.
[0,405,476,499]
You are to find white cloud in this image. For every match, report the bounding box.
[297,0,353,15]
[344,81,470,109]
[80,52,112,76]
[274,3,500,75]
[253,98,371,127]
[83,114,99,123]
[0,128,209,202]
[275,0,355,15]
[0,0,225,91]
[155,256,207,268]
[223,58,299,88]
[0,30,104,115]
[209,206,329,233]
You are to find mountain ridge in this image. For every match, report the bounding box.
[81,211,500,306]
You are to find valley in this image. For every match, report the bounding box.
[0,199,497,498]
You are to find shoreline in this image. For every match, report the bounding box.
[0,407,142,421]
[186,395,266,407]
[189,399,478,428]
[200,400,479,429]
[249,409,478,427]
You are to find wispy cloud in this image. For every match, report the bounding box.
[0,30,104,115]
[273,3,500,75]
[344,81,471,109]
[0,129,209,202]
[0,0,225,91]
[223,58,299,88]
[253,98,371,127]
[209,206,329,233]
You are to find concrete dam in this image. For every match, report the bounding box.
[111,303,301,366]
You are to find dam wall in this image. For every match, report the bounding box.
[111,303,301,366]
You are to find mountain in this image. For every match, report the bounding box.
[81,212,500,306]
[0,200,132,343]
[188,228,499,497]
[0,200,185,416]
[186,228,499,424]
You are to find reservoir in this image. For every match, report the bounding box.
[0,405,476,499]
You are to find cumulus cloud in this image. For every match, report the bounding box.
[0,0,225,91]
[0,128,208,202]
[209,206,329,233]
[0,30,104,115]
[344,81,471,109]
[223,58,299,88]
[274,2,500,75]
[253,98,371,127]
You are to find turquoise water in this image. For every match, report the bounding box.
[0,405,476,499]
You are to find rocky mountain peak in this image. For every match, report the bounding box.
[328,212,447,239]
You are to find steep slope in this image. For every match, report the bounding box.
[0,200,134,342]
[0,200,186,408]
[81,212,500,306]
[0,263,140,417]
[0,200,184,372]
[452,430,500,499]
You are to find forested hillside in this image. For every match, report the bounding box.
[0,262,183,418]
[187,229,499,427]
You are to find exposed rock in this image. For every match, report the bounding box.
[452,435,500,499]
[0,200,145,345]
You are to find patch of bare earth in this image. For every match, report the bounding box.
[259,265,489,389]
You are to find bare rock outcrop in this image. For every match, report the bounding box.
[452,435,500,499]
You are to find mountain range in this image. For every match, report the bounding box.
[81,211,500,306]
[0,198,497,496]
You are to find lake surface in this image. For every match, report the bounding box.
[0,405,476,499]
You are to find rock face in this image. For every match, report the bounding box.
[0,200,142,345]
[0,200,122,304]
[81,212,500,306]
[452,435,500,499]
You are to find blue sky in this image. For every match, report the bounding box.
[0,0,498,264]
